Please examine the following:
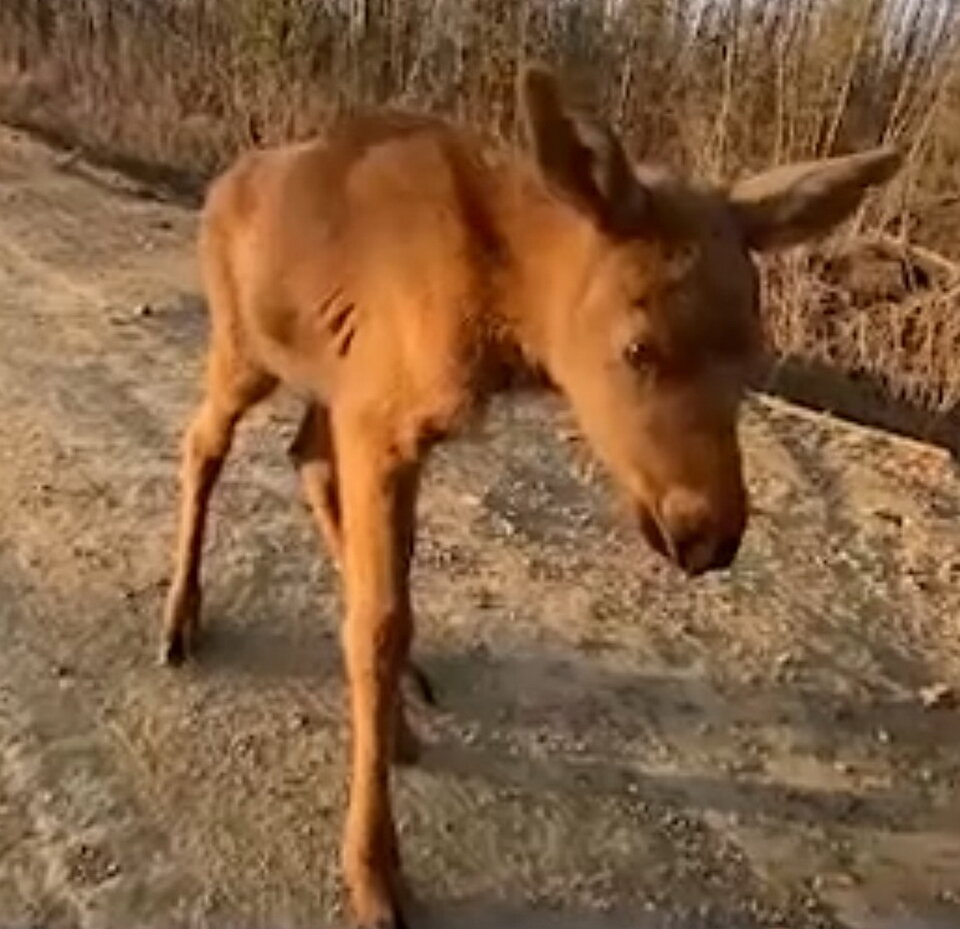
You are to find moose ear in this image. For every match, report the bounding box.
[518,63,647,233]
[728,147,902,252]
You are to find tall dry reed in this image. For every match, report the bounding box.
[1,0,959,411]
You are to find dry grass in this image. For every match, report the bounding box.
[1,0,959,415]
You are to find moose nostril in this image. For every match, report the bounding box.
[673,526,713,575]
[673,526,741,575]
[657,490,744,575]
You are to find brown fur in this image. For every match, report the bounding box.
[161,64,902,927]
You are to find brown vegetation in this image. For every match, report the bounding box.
[0,0,958,415]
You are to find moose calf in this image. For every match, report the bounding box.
[162,64,901,926]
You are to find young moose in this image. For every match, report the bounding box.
[162,65,901,926]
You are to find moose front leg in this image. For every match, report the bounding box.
[290,402,435,731]
[335,415,421,928]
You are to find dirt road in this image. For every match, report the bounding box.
[1,125,959,929]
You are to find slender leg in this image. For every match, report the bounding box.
[161,353,275,665]
[335,411,420,928]
[288,402,343,568]
[290,402,435,737]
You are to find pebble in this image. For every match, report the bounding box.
[919,682,957,710]
[289,711,311,732]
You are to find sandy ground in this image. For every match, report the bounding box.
[0,125,959,929]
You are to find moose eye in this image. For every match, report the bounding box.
[624,338,658,372]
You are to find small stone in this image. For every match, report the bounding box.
[134,302,154,318]
[232,734,258,758]
[872,508,903,526]
[54,150,81,169]
[919,682,957,710]
[290,711,311,731]
[65,842,120,887]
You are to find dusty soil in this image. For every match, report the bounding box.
[0,125,959,929]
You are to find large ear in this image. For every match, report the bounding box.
[518,63,646,233]
[728,147,902,252]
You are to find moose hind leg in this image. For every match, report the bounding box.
[289,401,343,568]
[161,354,276,666]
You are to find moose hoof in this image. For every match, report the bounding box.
[346,843,411,929]
[352,899,409,929]
[158,628,192,667]
[348,887,408,929]
[159,588,201,667]
[354,908,408,929]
